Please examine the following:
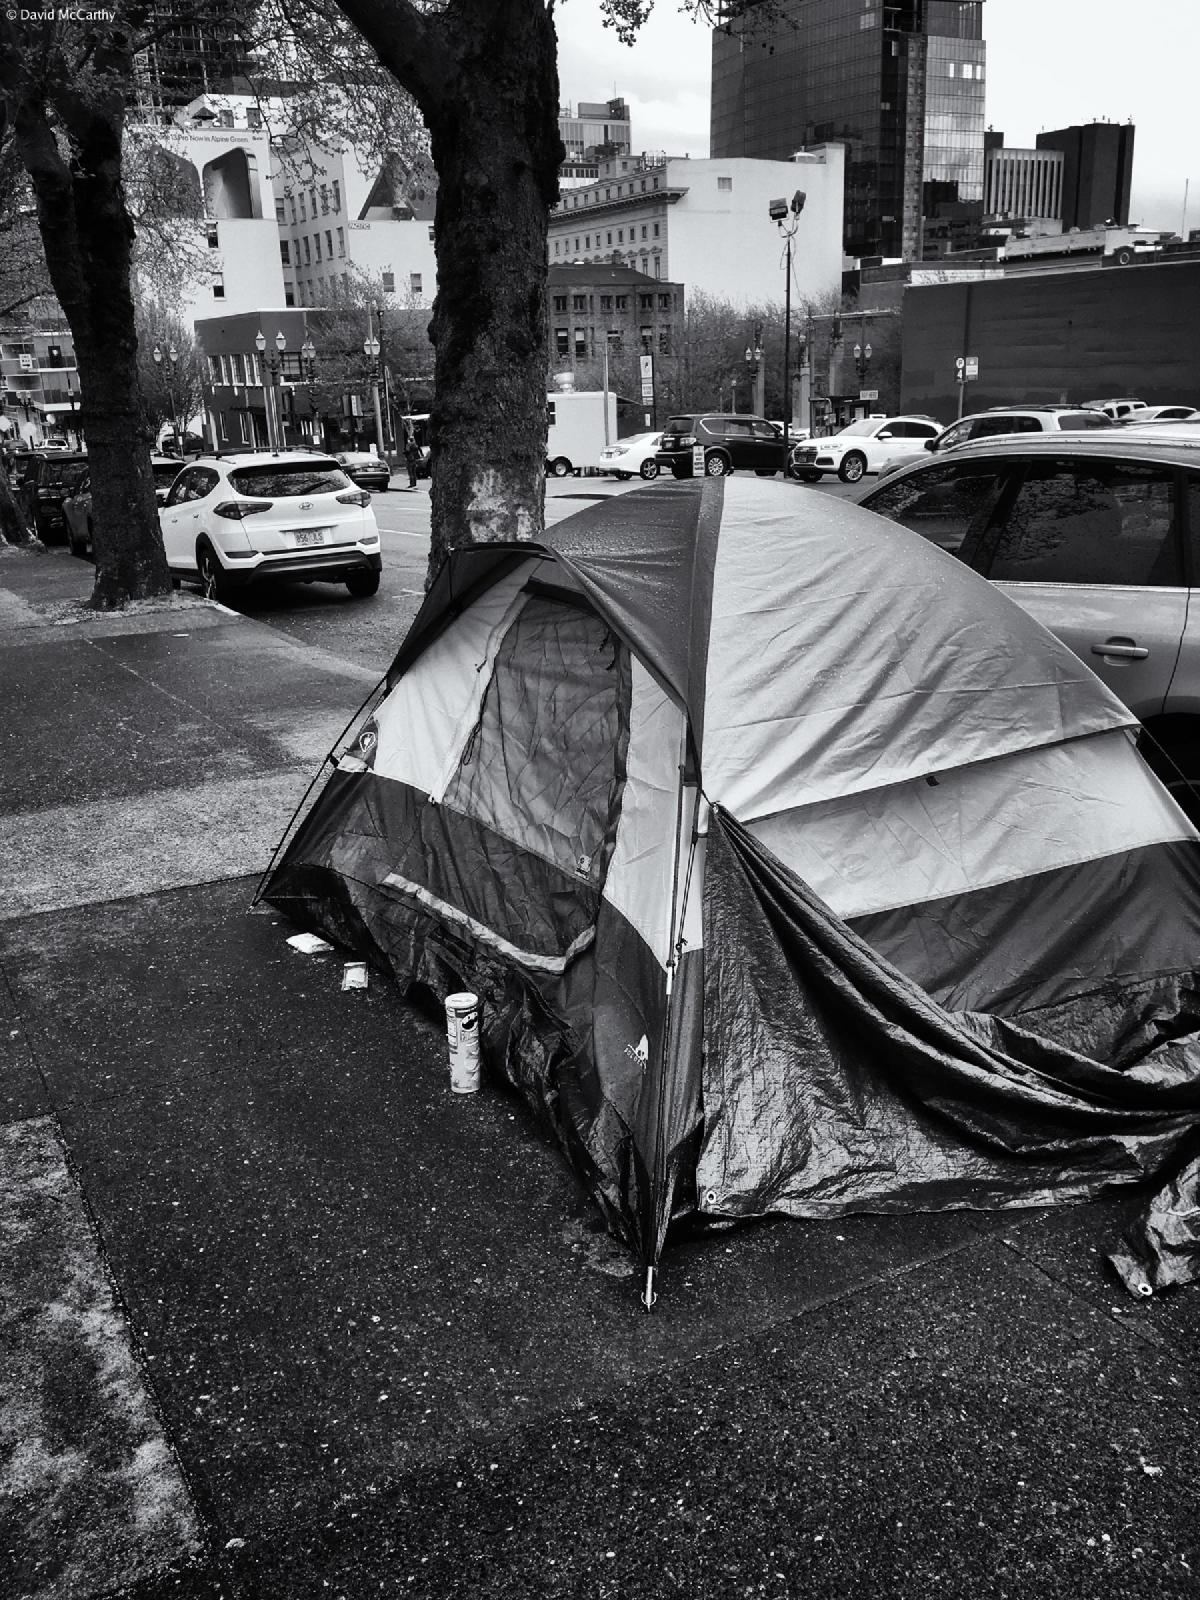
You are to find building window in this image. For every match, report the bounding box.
[718,176,732,191]
[218,354,231,384]
[572,294,587,312]
[585,235,591,249]
[213,280,225,298]
[314,234,322,262]
[290,196,297,224]
[606,231,612,245]
[302,236,311,264]
[299,193,306,221]
[617,230,623,244]
[280,240,291,265]
[325,229,333,258]
[552,295,568,313]
[555,327,569,356]
[309,188,317,215]
[599,294,613,311]
[382,271,395,292]
[247,107,262,130]
[284,286,295,306]
[332,179,341,211]
[206,227,219,248]
[336,227,345,256]
[615,295,628,311]
[654,257,662,279]
[639,294,653,311]
[658,329,671,354]
[218,109,233,128]
[410,272,422,295]
[320,184,329,213]
[275,199,286,223]
[653,223,660,238]
[641,225,647,240]
[573,237,580,252]
[573,328,588,358]
[232,353,247,384]
[554,240,560,255]
[658,294,671,310]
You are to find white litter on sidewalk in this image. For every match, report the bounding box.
[341,961,369,990]
[287,932,333,955]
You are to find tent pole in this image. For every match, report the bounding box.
[642,1266,657,1311]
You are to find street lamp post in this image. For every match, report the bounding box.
[300,334,318,446]
[153,342,182,454]
[769,189,806,451]
[853,324,873,408]
[744,324,764,418]
[364,312,385,457]
[254,329,287,450]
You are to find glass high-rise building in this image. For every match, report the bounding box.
[710,0,986,260]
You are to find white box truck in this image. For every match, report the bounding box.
[545,389,618,477]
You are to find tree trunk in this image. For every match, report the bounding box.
[0,458,34,545]
[351,0,562,580]
[13,96,171,609]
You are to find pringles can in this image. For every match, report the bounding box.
[445,992,481,1094]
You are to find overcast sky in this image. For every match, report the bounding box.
[555,0,1196,233]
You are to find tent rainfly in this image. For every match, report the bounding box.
[263,478,1200,1306]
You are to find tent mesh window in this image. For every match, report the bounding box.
[442,595,630,887]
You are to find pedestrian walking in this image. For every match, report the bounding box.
[403,421,421,489]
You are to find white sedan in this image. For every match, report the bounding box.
[789,415,942,484]
[595,432,664,480]
[158,453,382,603]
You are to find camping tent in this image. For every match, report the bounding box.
[263,478,1200,1303]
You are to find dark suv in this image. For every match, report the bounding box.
[18,450,90,542]
[656,413,787,478]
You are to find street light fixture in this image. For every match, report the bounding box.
[153,341,182,455]
[300,334,318,445]
[254,328,287,450]
[771,188,806,448]
[363,326,385,456]
[744,325,764,417]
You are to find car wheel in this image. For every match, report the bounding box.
[550,457,572,478]
[346,568,381,598]
[704,452,730,477]
[797,470,822,483]
[670,465,688,479]
[639,459,660,480]
[196,541,230,604]
[838,452,867,483]
[1139,720,1200,823]
[754,469,778,478]
[614,471,632,480]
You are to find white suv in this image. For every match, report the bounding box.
[875,405,1115,481]
[159,453,382,603]
[789,415,942,483]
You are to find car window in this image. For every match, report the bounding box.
[936,421,975,450]
[227,463,349,497]
[751,421,779,439]
[1060,411,1113,429]
[663,417,693,434]
[165,469,202,506]
[861,462,1010,556]
[724,420,754,439]
[987,462,1179,586]
[190,468,220,500]
[152,462,183,491]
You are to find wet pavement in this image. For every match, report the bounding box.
[2,534,1199,1599]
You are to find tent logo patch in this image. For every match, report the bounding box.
[624,1034,649,1071]
[358,728,378,754]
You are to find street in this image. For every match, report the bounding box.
[175,470,859,674]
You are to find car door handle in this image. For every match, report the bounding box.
[1091,638,1149,660]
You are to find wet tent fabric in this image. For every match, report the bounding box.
[264,478,1200,1294]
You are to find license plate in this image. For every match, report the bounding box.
[291,528,328,547]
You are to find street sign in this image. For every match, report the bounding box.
[692,444,705,477]
[964,356,980,379]
[955,356,965,370]
[641,380,655,402]
[639,355,653,382]
[859,389,879,401]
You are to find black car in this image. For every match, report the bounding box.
[335,451,391,492]
[656,413,787,479]
[18,450,90,542]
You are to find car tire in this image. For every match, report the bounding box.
[670,465,688,479]
[798,470,822,483]
[346,569,381,598]
[1139,720,1200,824]
[549,457,572,478]
[196,541,231,605]
[704,452,730,477]
[838,452,867,484]
[614,471,632,480]
[639,460,660,480]
[755,469,778,478]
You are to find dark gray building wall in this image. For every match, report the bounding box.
[900,260,1200,422]
[1035,122,1135,230]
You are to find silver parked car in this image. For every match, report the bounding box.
[857,433,1200,809]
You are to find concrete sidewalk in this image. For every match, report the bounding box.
[2,544,1199,1600]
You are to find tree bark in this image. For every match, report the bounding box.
[12,87,171,608]
[337,0,562,580]
[0,458,35,545]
